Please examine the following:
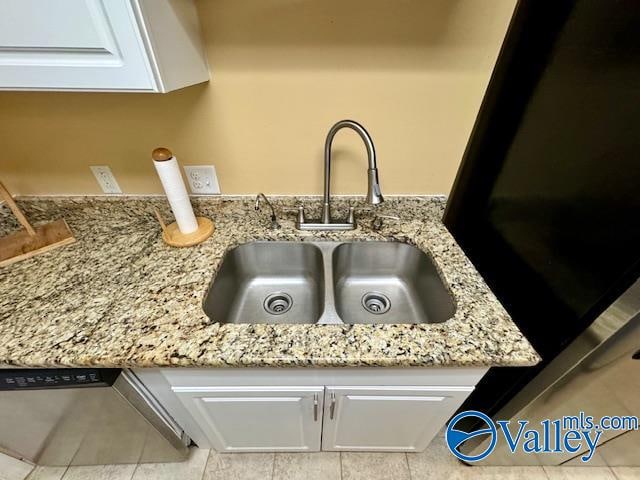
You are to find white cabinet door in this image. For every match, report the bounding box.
[0,0,156,91]
[322,386,473,452]
[173,386,324,452]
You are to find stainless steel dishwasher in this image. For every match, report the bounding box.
[0,368,190,466]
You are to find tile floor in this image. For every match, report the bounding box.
[1,436,638,480]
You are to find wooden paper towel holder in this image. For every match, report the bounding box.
[0,181,76,267]
[152,147,214,247]
[154,208,214,247]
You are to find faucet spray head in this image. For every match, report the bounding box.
[366,168,384,205]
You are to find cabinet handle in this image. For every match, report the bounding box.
[330,392,336,420]
[313,393,318,421]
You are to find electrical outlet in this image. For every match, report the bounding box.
[90,166,122,194]
[183,165,220,194]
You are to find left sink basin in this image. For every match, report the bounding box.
[203,242,325,324]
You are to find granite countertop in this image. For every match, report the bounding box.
[0,196,539,368]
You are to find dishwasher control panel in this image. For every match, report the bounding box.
[0,369,120,390]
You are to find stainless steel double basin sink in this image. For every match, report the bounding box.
[203,242,455,325]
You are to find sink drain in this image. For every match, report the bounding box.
[264,292,293,315]
[362,292,391,315]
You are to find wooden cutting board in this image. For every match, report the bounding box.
[0,182,76,267]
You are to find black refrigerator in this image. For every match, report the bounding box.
[443,0,640,465]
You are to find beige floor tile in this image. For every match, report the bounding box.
[544,466,616,479]
[203,452,274,480]
[0,452,34,480]
[407,435,470,480]
[26,467,66,480]
[132,448,209,480]
[273,452,340,480]
[469,466,549,479]
[563,451,607,466]
[612,467,640,480]
[408,436,548,480]
[62,465,136,480]
[341,452,410,480]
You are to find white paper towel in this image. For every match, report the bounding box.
[153,156,198,234]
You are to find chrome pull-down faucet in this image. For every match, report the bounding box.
[297,120,384,230]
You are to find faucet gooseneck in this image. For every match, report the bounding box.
[255,193,280,229]
[295,119,383,230]
[321,120,384,224]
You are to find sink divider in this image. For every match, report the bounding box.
[313,241,344,325]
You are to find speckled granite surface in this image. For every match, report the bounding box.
[0,196,539,368]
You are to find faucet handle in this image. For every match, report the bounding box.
[347,206,355,225]
[296,205,306,225]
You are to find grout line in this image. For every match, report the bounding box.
[271,452,277,480]
[199,449,212,480]
[339,452,344,480]
[405,453,412,480]
[22,465,34,480]
[540,465,552,480]
[130,462,140,480]
[59,466,70,480]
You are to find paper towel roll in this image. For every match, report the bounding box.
[152,151,198,234]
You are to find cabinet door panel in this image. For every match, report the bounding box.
[322,386,473,452]
[0,0,155,90]
[173,386,323,452]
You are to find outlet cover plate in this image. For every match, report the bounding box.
[183,165,220,194]
[90,166,122,194]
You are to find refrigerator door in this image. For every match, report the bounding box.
[461,280,640,465]
[444,0,640,426]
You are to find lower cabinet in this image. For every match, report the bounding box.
[321,386,472,452]
[172,384,472,452]
[136,368,487,453]
[173,386,324,452]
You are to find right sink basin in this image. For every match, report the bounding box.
[332,242,455,325]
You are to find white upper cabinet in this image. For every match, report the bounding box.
[0,0,209,92]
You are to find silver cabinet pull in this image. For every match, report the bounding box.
[313,393,318,421]
[329,392,336,419]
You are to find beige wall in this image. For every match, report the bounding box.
[0,0,516,196]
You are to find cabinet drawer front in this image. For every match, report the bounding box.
[322,386,473,452]
[0,0,156,90]
[173,386,324,452]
